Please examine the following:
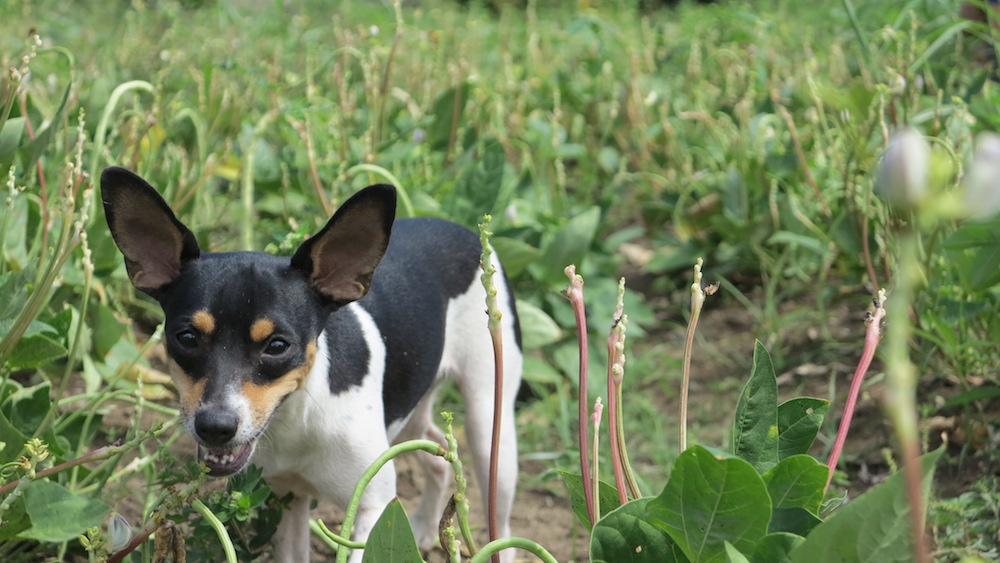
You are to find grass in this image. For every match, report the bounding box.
[1,0,999,560]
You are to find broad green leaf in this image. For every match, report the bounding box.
[0,117,25,166]
[776,398,829,459]
[534,206,601,286]
[0,496,30,542]
[490,236,542,278]
[2,382,53,437]
[725,541,751,563]
[762,455,827,514]
[20,480,109,543]
[361,499,422,563]
[752,533,804,563]
[731,341,779,472]
[557,470,624,530]
[768,507,821,537]
[766,231,833,257]
[942,218,1000,291]
[428,82,471,152]
[450,140,506,226]
[648,446,772,563]
[8,332,67,370]
[18,76,73,172]
[515,299,562,348]
[590,498,686,563]
[789,448,944,563]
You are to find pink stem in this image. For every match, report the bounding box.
[564,266,597,527]
[825,296,886,492]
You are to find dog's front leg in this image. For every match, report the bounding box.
[274,493,311,563]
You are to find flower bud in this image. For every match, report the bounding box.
[878,128,930,210]
[963,132,1000,220]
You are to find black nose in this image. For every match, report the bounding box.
[194,410,239,446]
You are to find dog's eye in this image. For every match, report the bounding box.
[176,330,199,348]
[264,338,289,356]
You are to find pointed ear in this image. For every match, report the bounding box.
[101,167,201,294]
[291,184,397,307]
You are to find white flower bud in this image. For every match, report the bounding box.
[963,132,1000,220]
[879,127,930,209]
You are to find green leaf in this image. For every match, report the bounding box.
[590,498,687,563]
[0,495,31,542]
[0,117,25,167]
[776,398,829,459]
[768,507,821,537]
[788,448,944,563]
[731,341,779,472]
[361,499,422,563]
[534,206,601,287]
[647,446,772,563]
[8,332,67,369]
[20,480,109,543]
[2,382,53,438]
[725,541,752,563]
[752,533,804,563]
[515,299,562,349]
[557,470,624,530]
[428,82,471,152]
[762,455,827,514]
[942,218,1000,292]
[490,236,542,278]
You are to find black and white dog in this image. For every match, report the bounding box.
[101,167,521,562]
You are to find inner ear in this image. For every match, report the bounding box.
[291,184,397,306]
[101,167,201,293]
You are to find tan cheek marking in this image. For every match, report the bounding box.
[250,318,275,342]
[191,310,216,334]
[242,341,318,426]
[168,360,205,415]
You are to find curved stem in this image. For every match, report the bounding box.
[330,439,444,563]
[191,499,237,563]
[469,537,558,563]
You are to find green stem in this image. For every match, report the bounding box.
[468,537,558,563]
[884,229,929,563]
[330,439,445,563]
[344,163,414,217]
[191,499,238,563]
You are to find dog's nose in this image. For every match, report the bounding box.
[194,410,239,446]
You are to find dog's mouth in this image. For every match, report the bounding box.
[198,439,257,477]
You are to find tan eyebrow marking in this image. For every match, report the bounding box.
[191,310,216,334]
[250,318,275,343]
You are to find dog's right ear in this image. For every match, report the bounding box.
[101,167,201,295]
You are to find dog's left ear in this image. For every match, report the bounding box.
[291,184,397,308]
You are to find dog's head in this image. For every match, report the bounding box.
[101,167,396,475]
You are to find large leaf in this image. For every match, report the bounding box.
[590,498,686,563]
[361,499,422,563]
[731,341,779,472]
[647,446,772,563]
[2,382,53,438]
[490,236,542,278]
[534,206,601,286]
[752,533,804,563]
[942,218,1000,292]
[20,480,109,543]
[788,448,944,563]
[776,398,829,459]
[557,470,624,530]
[762,455,827,514]
[428,82,471,152]
[515,299,562,349]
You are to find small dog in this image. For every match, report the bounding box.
[101,167,522,562]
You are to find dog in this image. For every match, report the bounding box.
[101,167,522,562]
